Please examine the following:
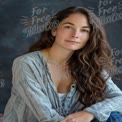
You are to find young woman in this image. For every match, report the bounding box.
[3,6,122,122]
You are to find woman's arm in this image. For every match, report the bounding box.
[12,57,64,122]
[60,111,95,122]
[83,76,122,121]
[61,73,122,122]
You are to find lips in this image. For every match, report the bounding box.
[65,40,79,44]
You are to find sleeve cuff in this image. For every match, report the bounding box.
[84,107,111,122]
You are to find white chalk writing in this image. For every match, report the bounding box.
[20,7,58,37]
[98,0,122,24]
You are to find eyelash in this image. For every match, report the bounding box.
[64,26,90,33]
[65,26,72,29]
[81,29,89,33]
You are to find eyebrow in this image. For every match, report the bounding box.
[62,22,91,29]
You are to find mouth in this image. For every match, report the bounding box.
[65,40,79,44]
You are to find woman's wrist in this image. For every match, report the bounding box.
[82,111,95,121]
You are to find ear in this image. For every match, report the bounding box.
[51,29,56,37]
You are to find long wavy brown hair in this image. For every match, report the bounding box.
[28,6,115,109]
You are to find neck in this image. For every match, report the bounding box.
[47,46,74,65]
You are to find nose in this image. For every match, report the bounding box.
[71,30,80,38]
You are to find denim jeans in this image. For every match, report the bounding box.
[91,112,122,122]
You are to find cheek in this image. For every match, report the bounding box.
[82,34,89,42]
[56,29,68,38]
[79,35,89,47]
[56,32,64,39]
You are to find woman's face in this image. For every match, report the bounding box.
[51,13,91,51]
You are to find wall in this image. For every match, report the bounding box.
[0,0,122,113]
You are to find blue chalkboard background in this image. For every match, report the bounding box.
[0,0,122,113]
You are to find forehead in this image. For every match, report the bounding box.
[60,13,89,26]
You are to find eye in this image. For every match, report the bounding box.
[81,29,90,33]
[64,26,72,29]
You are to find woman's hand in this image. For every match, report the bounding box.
[61,111,95,122]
